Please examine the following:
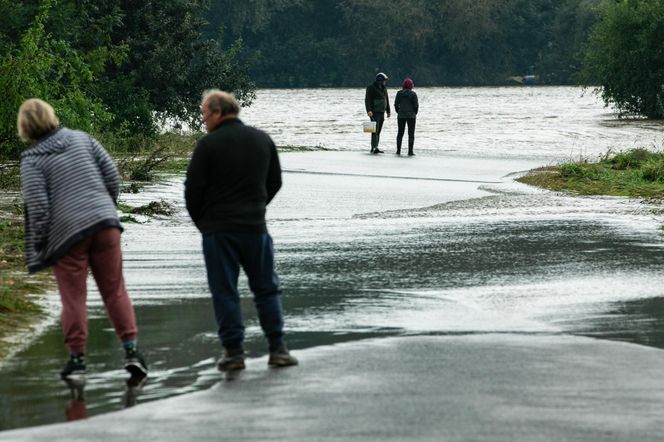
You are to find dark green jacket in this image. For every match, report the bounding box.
[365,82,391,114]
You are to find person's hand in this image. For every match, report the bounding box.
[367,111,373,118]
[387,113,391,118]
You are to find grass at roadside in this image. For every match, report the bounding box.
[0,199,49,358]
[517,148,664,199]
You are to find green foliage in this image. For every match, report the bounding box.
[99,0,255,133]
[0,204,45,321]
[640,159,664,182]
[0,0,256,160]
[518,148,664,198]
[0,0,114,159]
[581,0,664,118]
[608,148,657,170]
[559,162,589,178]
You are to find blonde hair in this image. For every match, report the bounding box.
[17,98,60,142]
[201,89,240,117]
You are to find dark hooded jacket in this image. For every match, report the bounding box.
[20,128,122,273]
[365,81,391,114]
[394,89,419,119]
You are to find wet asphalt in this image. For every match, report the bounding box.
[2,334,663,441]
[2,152,664,440]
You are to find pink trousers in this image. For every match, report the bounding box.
[53,227,137,353]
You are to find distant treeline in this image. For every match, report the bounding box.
[0,0,661,161]
[205,0,601,87]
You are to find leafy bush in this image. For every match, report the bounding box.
[559,163,587,178]
[581,0,664,118]
[640,159,664,182]
[0,0,115,160]
[608,148,657,170]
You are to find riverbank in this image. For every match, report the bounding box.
[517,148,664,199]
[0,166,49,360]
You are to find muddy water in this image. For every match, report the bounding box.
[1,87,664,431]
[242,87,663,160]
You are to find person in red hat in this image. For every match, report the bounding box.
[394,77,419,156]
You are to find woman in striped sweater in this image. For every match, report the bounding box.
[17,98,148,382]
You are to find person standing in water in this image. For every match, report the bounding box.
[17,98,148,382]
[365,72,391,154]
[394,77,419,156]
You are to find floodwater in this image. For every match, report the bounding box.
[1,87,664,431]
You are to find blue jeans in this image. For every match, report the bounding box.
[202,232,284,350]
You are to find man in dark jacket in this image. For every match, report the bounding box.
[185,90,297,371]
[365,72,391,154]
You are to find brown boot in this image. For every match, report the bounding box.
[217,348,246,372]
[268,344,298,367]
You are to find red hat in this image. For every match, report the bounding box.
[402,78,414,89]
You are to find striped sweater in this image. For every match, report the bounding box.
[20,128,122,273]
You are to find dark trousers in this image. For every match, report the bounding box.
[370,112,385,151]
[202,232,284,350]
[396,118,416,154]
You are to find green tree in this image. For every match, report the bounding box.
[0,0,114,159]
[99,0,255,134]
[581,0,664,118]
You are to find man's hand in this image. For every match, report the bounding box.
[367,111,373,118]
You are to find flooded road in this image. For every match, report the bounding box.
[1,88,663,431]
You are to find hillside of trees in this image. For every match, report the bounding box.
[205,0,601,87]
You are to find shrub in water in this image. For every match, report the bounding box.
[609,148,655,170]
[640,159,664,182]
[559,163,585,178]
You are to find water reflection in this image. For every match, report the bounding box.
[62,374,146,423]
[63,379,87,422]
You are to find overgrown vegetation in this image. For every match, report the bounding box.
[581,0,664,118]
[112,132,201,182]
[0,0,255,161]
[518,148,664,198]
[0,201,49,357]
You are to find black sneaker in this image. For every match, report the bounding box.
[217,348,246,372]
[60,354,86,380]
[268,344,298,368]
[374,149,384,154]
[124,347,148,382]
